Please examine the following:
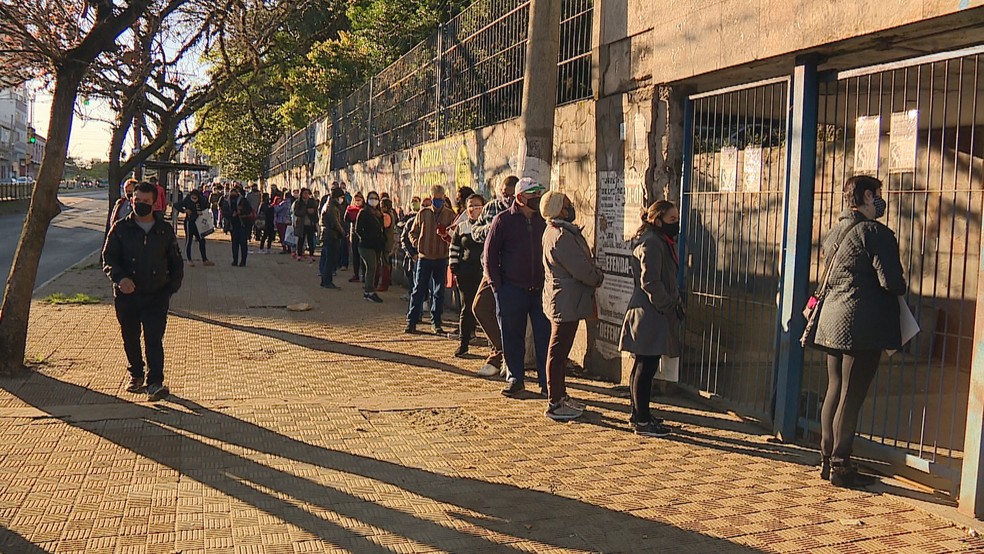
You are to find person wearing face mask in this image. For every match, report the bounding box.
[399,196,425,300]
[110,179,138,224]
[619,200,682,438]
[449,194,486,357]
[220,187,254,266]
[470,175,518,377]
[346,192,366,282]
[377,197,397,292]
[177,188,213,266]
[292,188,319,261]
[405,185,457,334]
[319,188,347,289]
[810,175,905,488]
[356,191,386,303]
[483,177,550,397]
[540,191,603,421]
[102,182,184,402]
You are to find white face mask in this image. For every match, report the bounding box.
[367,198,379,207]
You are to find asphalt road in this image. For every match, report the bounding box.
[0,189,110,292]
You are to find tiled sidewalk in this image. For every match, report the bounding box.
[0,235,982,553]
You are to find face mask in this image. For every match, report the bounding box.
[660,221,680,238]
[134,202,153,217]
[431,198,444,210]
[336,196,345,204]
[368,198,379,207]
[525,196,540,212]
[411,202,421,211]
[873,196,887,219]
[563,206,576,223]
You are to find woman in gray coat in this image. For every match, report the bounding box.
[619,200,682,438]
[541,191,604,421]
[813,175,906,488]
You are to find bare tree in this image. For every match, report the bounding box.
[0,0,175,374]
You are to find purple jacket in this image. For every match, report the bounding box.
[483,203,547,291]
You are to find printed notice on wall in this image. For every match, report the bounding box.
[623,171,645,242]
[719,146,739,192]
[743,146,763,192]
[854,115,881,175]
[595,171,634,359]
[889,110,918,173]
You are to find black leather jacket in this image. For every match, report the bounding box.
[103,214,184,296]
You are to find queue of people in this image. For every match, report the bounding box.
[103,172,903,489]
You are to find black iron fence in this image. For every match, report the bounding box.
[270,0,594,179]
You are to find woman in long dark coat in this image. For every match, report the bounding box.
[619,200,683,438]
[812,175,906,488]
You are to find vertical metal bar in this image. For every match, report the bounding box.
[774,56,820,441]
[678,99,695,291]
[435,23,443,140]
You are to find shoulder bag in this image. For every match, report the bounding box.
[800,220,862,349]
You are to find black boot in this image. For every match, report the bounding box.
[820,456,831,480]
[829,459,877,488]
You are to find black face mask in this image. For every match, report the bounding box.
[563,206,576,223]
[526,196,541,212]
[660,221,680,238]
[134,202,153,217]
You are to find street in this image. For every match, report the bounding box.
[0,189,109,291]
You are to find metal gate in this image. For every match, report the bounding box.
[680,79,789,421]
[801,47,984,487]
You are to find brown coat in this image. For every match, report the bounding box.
[542,220,603,323]
[619,228,682,357]
[410,205,456,260]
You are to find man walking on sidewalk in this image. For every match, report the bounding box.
[483,177,549,397]
[102,182,184,401]
[470,175,518,377]
[405,185,457,334]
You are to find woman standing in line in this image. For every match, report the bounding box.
[356,191,385,303]
[449,193,486,357]
[541,191,603,421]
[177,188,213,266]
[619,200,682,438]
[347,192,365,282]
[377,197,398,292]
[811,175,906,488]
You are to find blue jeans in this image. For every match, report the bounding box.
[495,282,550,391]
[320,237,340,286]
[231,224,248,265]
[407,258,448,325]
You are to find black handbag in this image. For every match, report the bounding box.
[800,220,861,349]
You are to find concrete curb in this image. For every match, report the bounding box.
[32,248,101,295]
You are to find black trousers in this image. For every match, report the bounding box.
[455,269,482,344]
[231,224,249,265]
[821,350,882,462]
[630,355,660,424]
[115,292,171,386]
[184,218,208,261]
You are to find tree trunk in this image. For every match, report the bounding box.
[0,65,85,374]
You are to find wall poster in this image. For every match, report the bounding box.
[595,171,636,359]
[719,146,739,192]
[854,115,881,175]
[889,110,918,173]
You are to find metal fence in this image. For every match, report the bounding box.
[285,0,594,175]
[557,0,593,105]
[0,182,31,201]
[680,79,789,421]
[801,49,983,481]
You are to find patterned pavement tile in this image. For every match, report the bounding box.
[0,247,980,553]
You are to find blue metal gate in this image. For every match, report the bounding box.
[680,79,789,421]
[800,47,984,488]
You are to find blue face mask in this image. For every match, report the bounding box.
[431,198,444,210]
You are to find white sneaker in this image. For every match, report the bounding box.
[476,364,500,377]
[499,366,507,378]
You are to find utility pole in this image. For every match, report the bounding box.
[518,0,561,187]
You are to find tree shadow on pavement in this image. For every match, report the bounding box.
[0,525,51,553]
[1,373,763,553]
[170,309,476,378]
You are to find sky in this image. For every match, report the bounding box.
[33,92,114,162]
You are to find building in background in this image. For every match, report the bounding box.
[0,84,29,182]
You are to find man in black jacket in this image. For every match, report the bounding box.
[103,182,184,401]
